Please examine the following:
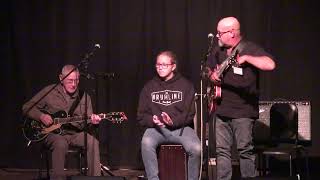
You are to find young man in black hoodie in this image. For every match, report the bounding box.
[137,51,201,180]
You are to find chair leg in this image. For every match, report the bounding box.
[79,151,83,174]
[257,153,263,176]
[38,151,43,179]
[39,149,50,180]
[265,154,269,176]
[305,151,310,180]
[261,154,265,176]
[289,154,292,176]
[297,148,310,180]
[45,150,50,179]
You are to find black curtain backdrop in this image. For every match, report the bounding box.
[1,0,319,169]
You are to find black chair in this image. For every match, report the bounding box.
[38,145,84,179]
[259,102,310,178]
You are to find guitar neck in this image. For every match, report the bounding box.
[53,116,89,125]
[52,113,123,125]
[216,60,230,78]
[216,51,238,78]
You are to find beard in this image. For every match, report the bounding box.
[218,40,232,49]
[218,40,224,47]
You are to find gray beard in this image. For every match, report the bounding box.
[218,40,233,49]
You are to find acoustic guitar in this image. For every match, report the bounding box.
[207,50,238,113]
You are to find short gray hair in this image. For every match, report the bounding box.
[61,65,79,78]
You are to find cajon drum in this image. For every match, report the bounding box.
[158,144,188,180]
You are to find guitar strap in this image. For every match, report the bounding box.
[230,40,247,59]
[59,90,85,133]
[68,90,84,116]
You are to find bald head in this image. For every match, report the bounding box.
[217,17,240,31]
[216,17,242,48]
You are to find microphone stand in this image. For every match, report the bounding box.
[77,44,100,176]
[79,70,116,177]
[196,34,216,180]
[92,71,115,177]
[206,36,218,180]
[79,69,116,177]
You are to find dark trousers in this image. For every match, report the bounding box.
[215,116,256,180]
[44,132,101,180]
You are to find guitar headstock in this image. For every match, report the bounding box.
[98,112,128,123]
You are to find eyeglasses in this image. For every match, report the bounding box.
[216,30,232,37]
[155,63,174,69]
[65,79,79,84]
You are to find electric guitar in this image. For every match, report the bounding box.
[22,110,128,142]
[207,50,238,113]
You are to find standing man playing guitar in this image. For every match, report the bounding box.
[22,65,102,180]
[207,17,276,180]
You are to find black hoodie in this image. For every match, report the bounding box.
[137,73,195,130]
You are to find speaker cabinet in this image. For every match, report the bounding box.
[68,176,125,180]
[254,101,311,145]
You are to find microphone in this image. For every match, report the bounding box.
[207,33,215,56]
[208,33,214,45]
[83,44,101,61]
[95,44,101,49]
[79,44,101,70]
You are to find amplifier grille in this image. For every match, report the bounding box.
[254,101,311,145]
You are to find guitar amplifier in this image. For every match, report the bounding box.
[158,144,187,180]
[254,101,311,145]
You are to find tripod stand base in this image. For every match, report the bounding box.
[207,158,217,180]
[101,163,115,176]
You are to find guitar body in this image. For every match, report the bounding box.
[22,110,128,143]
[22,111,66,142]
[207,84,221,113]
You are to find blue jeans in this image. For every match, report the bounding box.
[215,116,256,180]
[141,127,201,180]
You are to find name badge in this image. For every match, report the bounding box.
[233,66,243,75]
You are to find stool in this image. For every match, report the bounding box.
[260,146,310,177]
[158,144,188,180]
[39,145,84,179]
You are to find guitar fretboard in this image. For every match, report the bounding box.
[53,116,87,125]
[53,113,125,125]
[216,52,238,78]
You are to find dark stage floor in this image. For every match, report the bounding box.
[1,166,319,180]
[0,168,145,180]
